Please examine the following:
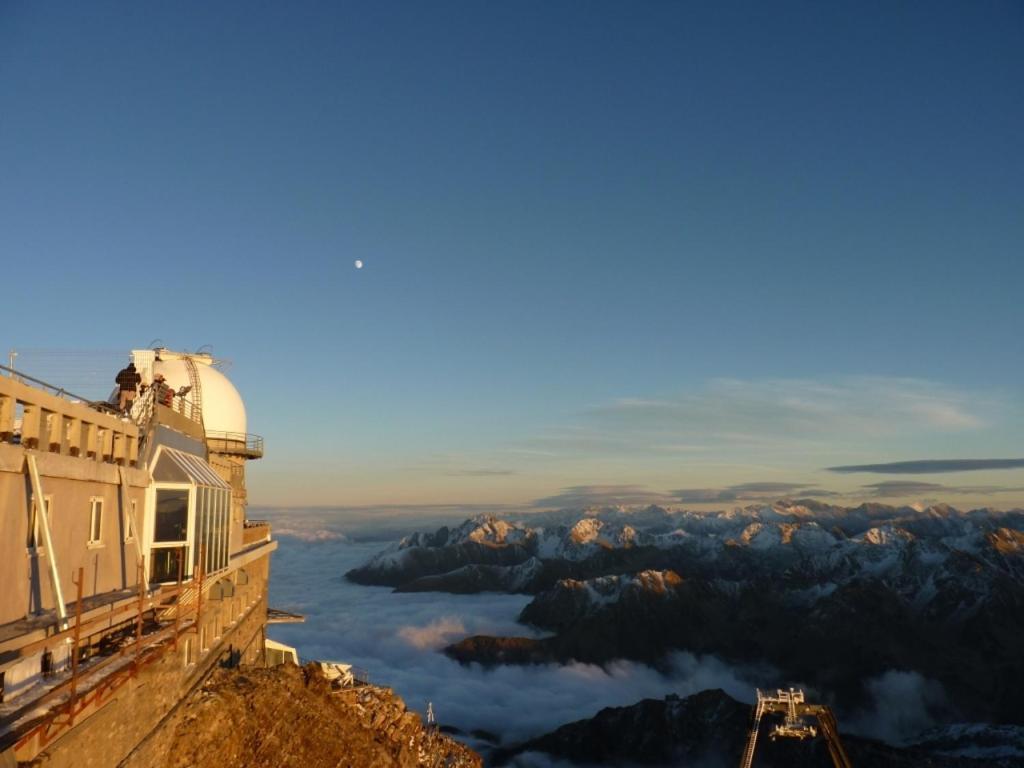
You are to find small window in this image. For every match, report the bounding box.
[183,636,194,666]
[28,495,53,551]
[124,499,137,542]
[88,498,103,546]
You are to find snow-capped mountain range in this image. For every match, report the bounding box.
[349,501,1024,735]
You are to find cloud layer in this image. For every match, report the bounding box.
[846,670,949,745]
[862,480,1024,498]
[265,532,772,753]
[829,458,1024,474]
[671,481,840,503]
[532,485,677,508]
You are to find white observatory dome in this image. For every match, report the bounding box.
[152,358,247,436]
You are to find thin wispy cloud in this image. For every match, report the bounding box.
[518,377,998,461]
[863,481,1024,498]
[829,458,1024,474]
[444,469,518,477]
[863,481,947,497]
[671,481,841,503]
[532,485,677,508]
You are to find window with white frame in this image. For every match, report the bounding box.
[88,498,103,546]
[27,495,53,551]
[150,488,189,583]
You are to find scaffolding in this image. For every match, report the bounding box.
[739,688,853,768]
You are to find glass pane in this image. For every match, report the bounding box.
[91,500,102,542]
[216,492,224,570]
[219,492,228,569]
[197,487,206,568]
[150,547,184,583]
[154,489,189,543]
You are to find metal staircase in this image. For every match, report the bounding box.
[739,696,764,768]
[738,688,852,768]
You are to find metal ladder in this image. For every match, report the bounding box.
[739,696,764,768]
[182,355,203,424]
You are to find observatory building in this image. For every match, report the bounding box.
[0,347,293,767]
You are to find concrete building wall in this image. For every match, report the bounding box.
[0,445,148,626]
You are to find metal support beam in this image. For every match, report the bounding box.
[27,454,67,628]
[118,466,145,576]
[68,568,84,726]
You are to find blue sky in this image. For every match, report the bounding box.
[2,1,1022,507]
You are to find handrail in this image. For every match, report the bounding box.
[0,363,120,416]
[131,387,202,438]
[205,431,264,456]
[170,393,202,424]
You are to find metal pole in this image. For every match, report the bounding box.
[68,567,84,726]
[134,560,144,666]
[27,455,68,628]
[194,545,205,638]
[173,547,183,649]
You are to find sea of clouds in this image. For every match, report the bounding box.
[261,508,951,764]
[262,509,770,762]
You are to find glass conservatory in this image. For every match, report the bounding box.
[148,446,232,583]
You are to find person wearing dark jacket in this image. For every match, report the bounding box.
[115,362,142,414]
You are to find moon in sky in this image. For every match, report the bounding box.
[354,259,364,269]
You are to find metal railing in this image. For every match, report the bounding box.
[169,392,202,424]
[1,370,139,463]
[0,363,120,416]
[241,520,271,546]
[206,430,264,457]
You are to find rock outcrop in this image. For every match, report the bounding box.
[123,664,480,768]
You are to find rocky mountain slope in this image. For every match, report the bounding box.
[494,689,1024,767]
[122,664,480,768]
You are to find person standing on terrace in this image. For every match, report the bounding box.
[115,362,141,414]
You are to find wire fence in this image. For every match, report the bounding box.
[4,349,131,402]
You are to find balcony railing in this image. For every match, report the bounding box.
[0,366,139,465]
[206,430,264,459]
[242,520,271,546]
[1,364,120,417]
